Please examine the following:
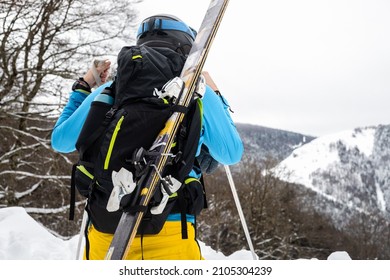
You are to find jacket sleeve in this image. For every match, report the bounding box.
[51,82,110,153]
[199,86,244,165]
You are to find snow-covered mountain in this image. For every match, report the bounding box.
[274,124,390,229]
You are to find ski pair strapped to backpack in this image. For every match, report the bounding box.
[104,0,230,260]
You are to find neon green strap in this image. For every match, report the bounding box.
[168,178,200,198]
[185,177,199,184]
[76,165,94,180]
[104,116,125,170]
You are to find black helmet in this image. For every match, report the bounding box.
[136,14,197,56]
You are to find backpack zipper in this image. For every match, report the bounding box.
[104,115,125,170]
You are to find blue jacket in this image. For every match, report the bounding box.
[52,82,243,223]
[52,82,243,166]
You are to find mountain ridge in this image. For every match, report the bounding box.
[235,122,316,162]
[272,124,390,229]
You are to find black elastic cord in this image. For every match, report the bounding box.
[141,233,145,260]
[84,211,91,260]
[171,104,188,114]
[177,188,188,239]
[69,164,77,220]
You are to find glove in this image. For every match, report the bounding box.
[106,167,137,212]
[150,176,182,215]
[197,145,220,174]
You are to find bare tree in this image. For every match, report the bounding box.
[0,0,142,236]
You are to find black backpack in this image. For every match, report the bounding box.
[69,45,206,237]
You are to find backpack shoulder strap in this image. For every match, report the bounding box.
[76,82,117,158]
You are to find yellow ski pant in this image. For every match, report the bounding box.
[84,221,204,260]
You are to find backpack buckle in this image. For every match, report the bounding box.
[105,107,118,119]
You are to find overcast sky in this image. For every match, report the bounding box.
[134,0,390,137]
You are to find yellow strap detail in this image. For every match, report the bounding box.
[185,177,199,184]
[197,98,203,128]
[75,89,91,95]
[104,116,125,170]
[169,192,178,198]
[168,178,199,198]
[132,55,142,60]
[76,165,94,180]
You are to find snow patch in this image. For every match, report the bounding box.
[0,207,253,260]
[0,207,351,260]
[327,251,352,260]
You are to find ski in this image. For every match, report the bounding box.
[105,0,230,260]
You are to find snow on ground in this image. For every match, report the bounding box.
[6,207,382,280]
[0,207,256,260]
[0,207,351,260]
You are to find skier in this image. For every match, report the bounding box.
[51,14,243,260]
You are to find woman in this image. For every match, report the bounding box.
[52,14,243,260]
